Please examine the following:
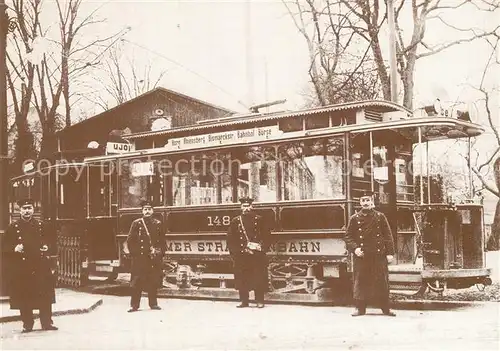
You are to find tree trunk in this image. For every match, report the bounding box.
[13,124,37,174]
[402,54,417,110]
[487,157,500,250]
[369,34,391,101]
[38,109,57,159]
[62,57,71,127]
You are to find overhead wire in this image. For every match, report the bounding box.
[121,38,249,110]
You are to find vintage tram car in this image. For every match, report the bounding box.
[9,100,492,301]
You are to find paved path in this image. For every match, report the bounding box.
[1,289,103,323]
[1,295,498,350]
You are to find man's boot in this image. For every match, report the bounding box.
[237,289,249,308]
[351,301,366,316]
[381,301,396,316]
[381,308,396,316]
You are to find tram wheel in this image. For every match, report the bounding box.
[426,281,445,294]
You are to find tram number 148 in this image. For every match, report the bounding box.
[207,215,231,227]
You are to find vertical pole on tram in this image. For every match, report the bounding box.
[418,127,424,205]
[468,137,473,200]
[426,141,431,204]
[369,131,374,193]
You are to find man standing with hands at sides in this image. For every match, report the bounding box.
[344,190,396,317]
[3,198,58,333]
[125,200,164,312]
[227,197,271,308]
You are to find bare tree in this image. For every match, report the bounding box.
[346,0,499,109]
[283,0,381,106]
[461,38,499,248]
[78,42,168,112]
[286,0,500,110]
[468,41,500,199]
[6,0,125,167]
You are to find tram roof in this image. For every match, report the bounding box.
[84,116,484,163]
[124,100,411,140]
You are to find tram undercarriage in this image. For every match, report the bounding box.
[154,256,492,304]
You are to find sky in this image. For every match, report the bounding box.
[25,0,498,120]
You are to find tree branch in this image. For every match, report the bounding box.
[417,27,500,59]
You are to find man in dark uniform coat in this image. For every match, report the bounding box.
[227,197,271,308]
[3,199,58,332]
[344,191,396,317]
[125,200,164,312]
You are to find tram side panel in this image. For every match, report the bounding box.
[155,203,351,302]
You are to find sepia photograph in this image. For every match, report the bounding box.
[0,0,498,350]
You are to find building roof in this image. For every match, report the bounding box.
[56,87,235,136]
[125,99,411,140]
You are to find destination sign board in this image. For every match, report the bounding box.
[164,125,283,151]
[106,142,135,154]
[164,238,346,256]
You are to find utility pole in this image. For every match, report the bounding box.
[245,0,255,108]
[0,0,10,236]
[264,58,268,112]
[387,0,398,103]
[386,0,399,263]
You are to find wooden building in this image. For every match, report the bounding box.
[56,87,234,156]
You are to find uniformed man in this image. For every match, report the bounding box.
[344,190,396,317]
[227,197,271,308]
[3,198,58,333]
[125,200,164,312]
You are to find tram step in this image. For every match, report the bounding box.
[156,287,338,304]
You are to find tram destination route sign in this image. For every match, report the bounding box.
[164,125,283,151]
[164,238,346,256]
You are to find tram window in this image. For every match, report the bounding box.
[171,152,231,206]
[235,146,278,203]
[41,173,51,218]
[120,160,163,208]
[305,113,329,130]
[10,176,41,212]
[350,137,372,198]
[396,143,414,202]
[279,117,303,132]
[57,166,85,219]
[373,146,389,204]
[279,137,345,201]
[31,176,41,211]
[88,164,114,217]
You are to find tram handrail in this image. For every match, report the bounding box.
[412,212,424,264]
